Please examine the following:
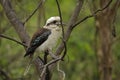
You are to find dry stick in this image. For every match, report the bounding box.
[55,0,67,60]
[41,57,62,69]
[39,56,62,78]
[40,57,61,78]
[23,0,45,25]
[57,61,65,80]
[0,34,27,47]
[73,0,113,28]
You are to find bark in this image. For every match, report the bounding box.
[0,0,30,47]
[94,0,120,80]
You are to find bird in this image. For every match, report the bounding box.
[24,16,64,58]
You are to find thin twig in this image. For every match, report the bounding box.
[40,57,62,78]
[23,0,45,25]
[73,0,113,28]
[40,57,61,70]
[57,61,65,80]
[0,34,27,47]
[56,0,67,60]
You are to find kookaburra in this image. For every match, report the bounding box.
[24,16,63,57]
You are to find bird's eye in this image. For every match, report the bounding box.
[53,20,57,24]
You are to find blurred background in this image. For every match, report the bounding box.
[0,0,120,80]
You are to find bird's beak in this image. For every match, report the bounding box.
[57,22,66,26]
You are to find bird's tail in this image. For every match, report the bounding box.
[23,56,33,76]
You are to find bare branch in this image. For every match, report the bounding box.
[57,61,65,80]
[55,0,84,56]
[0,0,30,47]
[0,34,27,47]
[23,0,45,25]
[55,0,67,60]
[73,0,113,28]
[39,57,61,79]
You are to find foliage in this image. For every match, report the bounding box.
[0,0,120,80]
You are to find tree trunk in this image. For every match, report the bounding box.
[94,0,120,80]
[95,13,112,80]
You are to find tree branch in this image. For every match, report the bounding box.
[55,0,67,60]
[73,0,113,28]
[55,0,84,56]
[23,0,45,25]
[0,0,30,47]
[40,57,62,78]
[0,34,27,47]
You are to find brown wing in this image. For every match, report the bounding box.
[24,28,51,57]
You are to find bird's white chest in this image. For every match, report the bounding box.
[38,28,62,52]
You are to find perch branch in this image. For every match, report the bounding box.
[0,34,27,47]
[40,57,62,78]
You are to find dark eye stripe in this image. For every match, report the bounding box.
[47,20,58,26]
[53,20,57,23]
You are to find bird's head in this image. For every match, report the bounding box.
[44,16,65,30]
